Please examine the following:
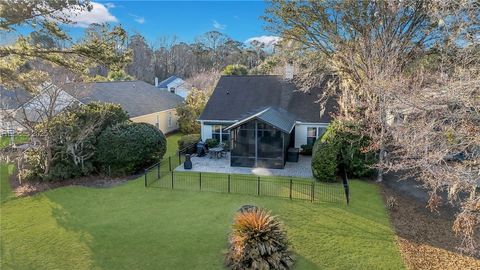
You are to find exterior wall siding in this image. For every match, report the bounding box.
[294,123,329,148]
[131,109,179,134]
[201,122,213,141]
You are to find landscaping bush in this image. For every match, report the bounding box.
[178,134,200,154]
[95,122,166,175]
[300,144,313,155]
[225,208,294,270]
[205,138,218,148]
[316,121,376,179]
[18,103,129,181]
[311,140,338,183]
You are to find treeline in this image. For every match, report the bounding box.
[125,30,269,84]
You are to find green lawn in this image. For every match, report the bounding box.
[165,132,184,157]
[1,176,404,269]
[0,163,15,204]
[0,135,29,149]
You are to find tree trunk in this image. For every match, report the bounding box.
[44,140,52,175]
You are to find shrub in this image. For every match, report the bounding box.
[386,196,398,211]
[176,88,209,134]
[178,134,200,154]
[300,144,313,155]
[222,64,248,75]
[205,138,218,148]
[225,208,294,270]
[311,141,338,182]
[318,121,376,178]
[95,122,167,175]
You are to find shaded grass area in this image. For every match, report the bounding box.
[164,132,184,158]
[0,135,29,149]
[0,163,15,203]
[1,172,404,269]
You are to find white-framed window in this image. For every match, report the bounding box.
[212,125,230,143]
[168,112,172,127]
[307,127,317,145]
[307,126,327,145]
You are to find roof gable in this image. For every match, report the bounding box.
[66,80,184,117]
[199,75,336,123]
[158,76,184,88]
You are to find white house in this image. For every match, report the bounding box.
[155,76,191,98]
[198,74,337,169]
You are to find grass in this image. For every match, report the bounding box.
[0,133,405,269]
[0,163,15,204]
[1,176,404,269]
[0,134,29,149]
[164,132,184,157]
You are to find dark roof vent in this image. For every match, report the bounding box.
[226,90,230,95]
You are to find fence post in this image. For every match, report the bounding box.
[340,164,350,205]
[178,151,181,165]
[144,169,148,187]
[199,172,202,190]
[168,156,172,171]
[311,182,315,202]
[171,171,174,189]
[257,176,260,196]
[228,174,231,193]
[157,163,160,179]
[289,178,292,199]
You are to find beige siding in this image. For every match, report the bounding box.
[130,109,179,134]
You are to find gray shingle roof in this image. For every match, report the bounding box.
[157,76,179,88]
[198,75,336,123]
[66,80,184,117]
[225,107,296,133]
[0,86,32,110]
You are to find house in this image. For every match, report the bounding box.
[198,75,336,169]
[1,80,184,135]
[155,75,191,98]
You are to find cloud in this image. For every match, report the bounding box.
[104,2,116,9]
[212,20,226,30]
[129,14,146,24]
[245,36,281,50]
[61,2,118,28]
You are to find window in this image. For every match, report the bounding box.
[212,125,221,142]
[212,125,230,143]
[168,112,172,127]
[169,87,175,93]
[307,127,317,145]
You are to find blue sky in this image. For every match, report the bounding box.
[23,1,278,47]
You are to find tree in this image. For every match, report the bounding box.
[222,64,248,75]
[0,0,131,175]
[265,0,479,254]
[126,34,154,82]
[176,88,209,134]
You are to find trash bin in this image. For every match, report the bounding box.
[196,141,206,157]
[184,154,192,169]
[287,148,299,162]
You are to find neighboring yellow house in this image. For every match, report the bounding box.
[130,109,178,134]
[69,80,184,134]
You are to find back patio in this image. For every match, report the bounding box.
[175,153,313,178]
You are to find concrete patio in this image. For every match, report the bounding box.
[175,153,313,178]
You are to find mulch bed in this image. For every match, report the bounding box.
[381,184,480,269]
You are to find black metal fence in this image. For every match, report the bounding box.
[144,143,349,204]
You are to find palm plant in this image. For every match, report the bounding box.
[225,208,294,270]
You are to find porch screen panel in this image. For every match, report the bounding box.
[230,122,256,167]
[256,121,284,168]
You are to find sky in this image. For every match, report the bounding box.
[5,1,279,48]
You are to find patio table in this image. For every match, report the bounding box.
[209,147,224,159]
